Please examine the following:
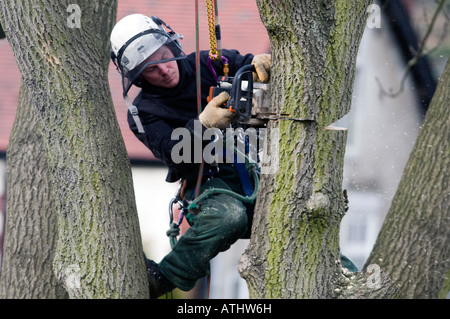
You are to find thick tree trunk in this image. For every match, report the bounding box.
[0,0,148,298]
[0,84,67,299]
[238,1,371,298]
[365,60,450,299]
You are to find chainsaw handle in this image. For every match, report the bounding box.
[227,64,255,121]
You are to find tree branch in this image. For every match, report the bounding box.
[377,0,447,98]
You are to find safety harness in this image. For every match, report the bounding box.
[166,145,260,249]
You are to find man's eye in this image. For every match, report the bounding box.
[146,66,156,73]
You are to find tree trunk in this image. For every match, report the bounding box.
[239,1,371,298]
[0,0,149,298]
[365,60,450,299]
[0,84,67,299]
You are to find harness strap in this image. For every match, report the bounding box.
[124,94,145,134]
[234,162,254,197]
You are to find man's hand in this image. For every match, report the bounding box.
[252,54,271,83]
[199,91,236,129]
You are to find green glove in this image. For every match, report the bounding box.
[199,91,236,129]
[252,54,271,82]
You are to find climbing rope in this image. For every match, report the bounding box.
[206,0,219,60]
[194,0,205,209]
[166,0,204,251]
[187,167,259,213]
[187,146,260,214]
[206,0,229,75]
[166,195,184,249]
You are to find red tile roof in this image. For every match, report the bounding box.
[0,1,269,161]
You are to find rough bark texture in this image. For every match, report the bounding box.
[0,0,149,298]
[333,267,400,299]
[365,60,450,299]
[238,1,371,298]
[0,84,67,299]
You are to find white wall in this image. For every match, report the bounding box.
[131,165,178,262]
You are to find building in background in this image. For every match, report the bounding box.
[338,24,422,269]
[0,0,447,298]
[339,0,448,270]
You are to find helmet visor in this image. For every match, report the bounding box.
[117,29,186,94]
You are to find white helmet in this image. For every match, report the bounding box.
[110,14,186,93]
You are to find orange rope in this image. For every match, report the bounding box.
[206,0,220,60]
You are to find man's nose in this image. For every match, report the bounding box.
[157,63,170,76]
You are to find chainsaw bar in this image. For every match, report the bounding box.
[253,113,315,122]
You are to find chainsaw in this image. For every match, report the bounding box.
[207,64,314,126]
[207,64,256,123]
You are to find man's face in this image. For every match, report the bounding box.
[140,45,180,89]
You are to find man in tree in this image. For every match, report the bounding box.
[110,13,270,298]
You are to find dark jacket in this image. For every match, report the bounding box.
[128,49,254,184]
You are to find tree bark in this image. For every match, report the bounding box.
[365,60,450,299]
[0,84,67,299]
[239,0,371,298]
[0,0,148,298]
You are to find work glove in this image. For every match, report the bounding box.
[252,54,271,83]
[199,91,236,129]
